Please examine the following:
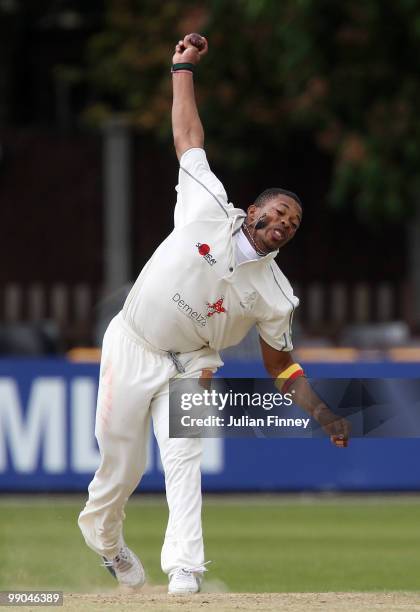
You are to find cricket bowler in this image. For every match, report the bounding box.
[78,33,349,595]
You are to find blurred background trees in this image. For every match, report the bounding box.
[84,0,420,222]
[0,0,419,344]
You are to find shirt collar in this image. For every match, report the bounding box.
[233,217,278,263]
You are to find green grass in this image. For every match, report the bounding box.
[0,495,419,592]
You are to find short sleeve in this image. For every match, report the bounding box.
[174,148,233,228]
[256,265,299,352]
[257,313,295,352]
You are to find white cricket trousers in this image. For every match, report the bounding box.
[78,314,204,574]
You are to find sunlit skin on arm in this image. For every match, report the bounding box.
[171,36,208,160]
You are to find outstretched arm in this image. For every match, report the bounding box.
[260,337,350,448]
[171,34,208,160]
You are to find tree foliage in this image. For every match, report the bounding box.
[85,0,420,220]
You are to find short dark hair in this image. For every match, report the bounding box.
[254,188,303,209]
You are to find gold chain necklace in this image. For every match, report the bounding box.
[242,223,269,256]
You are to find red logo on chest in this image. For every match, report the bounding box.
[206,297,227,317]
[196,242,217,266]
[198,243,210,256]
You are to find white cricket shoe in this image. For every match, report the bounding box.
[168,563,209,595]
[102,545,146,588]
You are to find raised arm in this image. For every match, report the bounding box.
[171,34,208,160]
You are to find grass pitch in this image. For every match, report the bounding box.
[0,494,419,594]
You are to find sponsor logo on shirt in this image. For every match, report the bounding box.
[206,296,227,317]
[240,290,257,311]
[196,242,217,266]
[172,292,207,327]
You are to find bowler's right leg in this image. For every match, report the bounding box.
[78,315,173,586]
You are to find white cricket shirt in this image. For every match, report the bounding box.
[122,148,299,362]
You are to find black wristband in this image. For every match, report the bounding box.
[171,62,195,73]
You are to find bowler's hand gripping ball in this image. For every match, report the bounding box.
[185,33,206,51]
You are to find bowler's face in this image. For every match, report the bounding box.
[253,195,302,251]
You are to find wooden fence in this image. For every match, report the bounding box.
[0,281,410,347]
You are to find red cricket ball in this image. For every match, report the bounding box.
[186,33,206,51]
